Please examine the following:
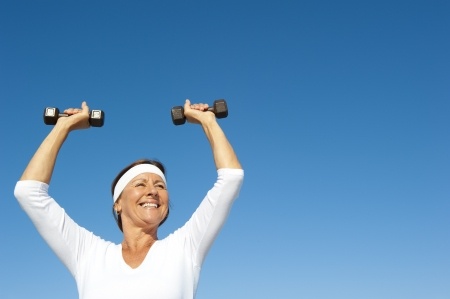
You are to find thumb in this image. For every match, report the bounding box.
[81,101,90,113]
[184,99,191,110]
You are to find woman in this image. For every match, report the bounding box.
[14,100,244,299]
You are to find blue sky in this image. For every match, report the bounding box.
[1,0,449,298]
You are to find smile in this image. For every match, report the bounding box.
[140,203,159,208]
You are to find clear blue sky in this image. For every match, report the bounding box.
[1,1,449,298]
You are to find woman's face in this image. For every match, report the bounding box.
[115,172,169,230]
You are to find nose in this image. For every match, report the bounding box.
[146,183,159,197]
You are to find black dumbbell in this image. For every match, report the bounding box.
[43,107,105,127]
[171,99,228,125]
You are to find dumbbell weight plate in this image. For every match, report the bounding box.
[43,107,60,125]
[89,110,105,127]
[213,99,228,119]
[171,106,186,126]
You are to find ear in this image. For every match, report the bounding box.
[114,200,122,214]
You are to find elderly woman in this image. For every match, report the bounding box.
[14,100,244,299]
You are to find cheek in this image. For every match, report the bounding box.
[159,192,170,206]
[119,191,140,210]
[125,189,141,200]
[163,192,170,201]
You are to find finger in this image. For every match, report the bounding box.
[64,104,86,115]
[190,103,208,111]
[197,103,209,111]
[63,108,78,114]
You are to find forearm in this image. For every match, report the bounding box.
[20,101,90,183]
[20,123,71,183]
[201,119,242,170]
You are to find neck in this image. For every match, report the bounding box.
[121,227,158,252]
[120,231,157,269]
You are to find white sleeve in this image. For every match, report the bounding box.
[14,180,96,278]
[180,168,244,267]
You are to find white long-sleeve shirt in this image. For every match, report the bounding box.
[14,168,244,299]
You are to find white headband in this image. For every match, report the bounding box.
[113,164,167,203]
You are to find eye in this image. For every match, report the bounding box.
[135,182,146,187]
[155,183,166,190]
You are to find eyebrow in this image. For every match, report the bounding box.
[131,177,166,185]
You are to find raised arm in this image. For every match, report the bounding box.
[183,99,242,170]
[20,101,91,183]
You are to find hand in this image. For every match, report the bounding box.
[183,99,216,125]
[58,101,91,131]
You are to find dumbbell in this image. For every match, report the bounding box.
[171,99,228,125]
[43,107,105,127]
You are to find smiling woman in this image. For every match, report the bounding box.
[111,159,170,231]
[13,99,244,299]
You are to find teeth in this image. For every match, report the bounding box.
[141,203,158,208]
